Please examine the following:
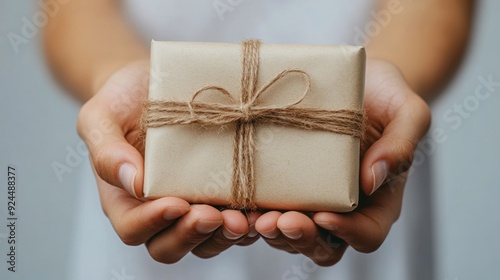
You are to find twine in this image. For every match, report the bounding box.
[142,40,364,210]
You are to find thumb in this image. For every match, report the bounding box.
[360,94,431,196]
[77,104,144,198]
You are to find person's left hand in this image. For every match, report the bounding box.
[254,59,431,266]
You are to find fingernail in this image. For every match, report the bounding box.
[371,160,389,195]
[315,222,338,232]
[247,223,258,238]
[281,229,303,240]
[195,220,222,234]
[119,163,137,196]
[163,207,189,220]
[260,229,280,239]
[222,227,245,240]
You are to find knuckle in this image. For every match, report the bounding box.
[348,214,388,253]
[92,146,107,167]
[399,138,416,161]
[120,236,141,246]
[113,212,143,246]
[92,145,117,183]
[357,235,385,254]
[146,245,180,264]
[394,138,415,174]
[116,229,142,246]
[92,147,110,178]
[358,243,381,254]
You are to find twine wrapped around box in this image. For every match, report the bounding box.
[142,40,364,210]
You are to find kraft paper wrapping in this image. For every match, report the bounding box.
[143,40,365,212]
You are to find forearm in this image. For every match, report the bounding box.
[43,0,148,101]
[367,0,475,99]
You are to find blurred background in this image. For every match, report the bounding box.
[1,1,499,279]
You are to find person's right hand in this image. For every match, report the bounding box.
[77,60,261,264]
[254,59,431,266]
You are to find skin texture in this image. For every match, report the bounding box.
[368,0,475,100]
[44,0,474,266]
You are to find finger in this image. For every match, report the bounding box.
[77,66,147,197]
[237,211,262,246]
[362,63,431,195]
[145,204,223,264]
[255,211,297,253]
[78,101,144,197]
[95,175,190,246]
[313,184,403,253]
[191,210,249,258]
[277,212,347,266]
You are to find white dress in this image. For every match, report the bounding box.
[69,1,434,279]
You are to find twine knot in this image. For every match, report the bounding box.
[240,104,252,123]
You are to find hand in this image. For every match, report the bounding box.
[255,59,431,266]
[77,60,260,264]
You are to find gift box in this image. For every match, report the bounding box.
[142,40,365,212]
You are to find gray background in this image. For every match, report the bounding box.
[1,1,499,279]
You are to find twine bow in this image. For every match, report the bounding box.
[143,40,364,210]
